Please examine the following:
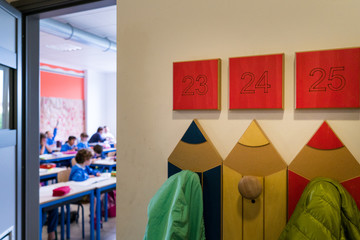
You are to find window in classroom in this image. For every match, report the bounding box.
[0,65,10,129]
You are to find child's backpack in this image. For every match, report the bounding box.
[102,190,116,218]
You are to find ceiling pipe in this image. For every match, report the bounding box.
[40,18,116,52]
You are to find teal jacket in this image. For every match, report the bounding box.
[279,178,360,240]
[144,170,205,240]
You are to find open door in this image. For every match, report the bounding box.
[0,1,22,239]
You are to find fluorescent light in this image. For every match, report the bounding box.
[45,43,83,52]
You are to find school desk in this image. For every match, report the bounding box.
[89,142,116,148]
[40,153,76,167]
[39,148,116,166]
[39,182,95,240]
[39,167,67,185]
[91,158,116,172]
[93,177,116,240]
[66,175,116,240]
[102,147,116,154]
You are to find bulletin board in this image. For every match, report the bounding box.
[40,63,85,141]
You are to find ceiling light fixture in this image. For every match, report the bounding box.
[45,43,83,52]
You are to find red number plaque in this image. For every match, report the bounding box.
[229,54,283,109]
[296,48,360,108]
[173,59,220,110]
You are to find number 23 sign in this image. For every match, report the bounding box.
[229,54,283,109]
[173,59,220,110]
[296,48,360,108]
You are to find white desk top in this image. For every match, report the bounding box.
[40,152,76,160]
[92,176,116,188]
[89,142,116,147]
[92,158,116,166]
[39,181,94,205]
[39,175,116,205]
[40,148,115,160]
[102,147,116,153]
[39,167,67,177]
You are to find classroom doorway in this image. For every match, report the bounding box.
[39,7,117,141]
[39,5,117,240]
[9,0,117,239]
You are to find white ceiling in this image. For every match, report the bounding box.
[40,5,116,73]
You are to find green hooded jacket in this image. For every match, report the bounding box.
[279,178,360,240]
[144,170,206,240]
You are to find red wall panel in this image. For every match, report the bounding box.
[40,63,84,100]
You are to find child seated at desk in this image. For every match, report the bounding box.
[60,136,78,152]
[77,132,90,150]
[69,149,100,181]
[40,133,52,155]
[93,144,106,160]
[45,120,59,152]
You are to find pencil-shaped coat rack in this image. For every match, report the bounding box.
[288,121,360,219]
[223,120,287,240]
[168,119,223,240]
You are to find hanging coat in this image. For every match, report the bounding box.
[144,170,206,240]
[279,177,360,240]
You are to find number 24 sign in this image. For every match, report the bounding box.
[296,48,360,108]
[229,54,283,109]
[173,59,220,110]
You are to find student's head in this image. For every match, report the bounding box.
[45,130,53,138]
[103,126,109,133]
[75,149,93,165]
[68,136,76,146]
[40,133,46,145]
[93,144,103,155]
[80,133,89,141]
[97,127,104,134]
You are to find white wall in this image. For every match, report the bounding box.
[85,70,116,137]
[117,0,360,239]
[104,72,117,137]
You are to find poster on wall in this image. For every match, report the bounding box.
[40,63,85,141]
[173,59,221,110]
[229,54,283,109]
[296,47,360,108]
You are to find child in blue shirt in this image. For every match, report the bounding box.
[93,144,106,160]
[40,133,52,155]
[60,136,78,152]
[46,120,59,148]
[77,132,90,150]
[69,149,100,181]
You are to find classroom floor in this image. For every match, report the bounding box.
[41,203,116,240]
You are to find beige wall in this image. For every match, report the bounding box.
[117,0,360,238]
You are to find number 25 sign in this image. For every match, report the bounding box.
[296,48,360,108]
[229,54,283,109]
[173,59,221,110]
